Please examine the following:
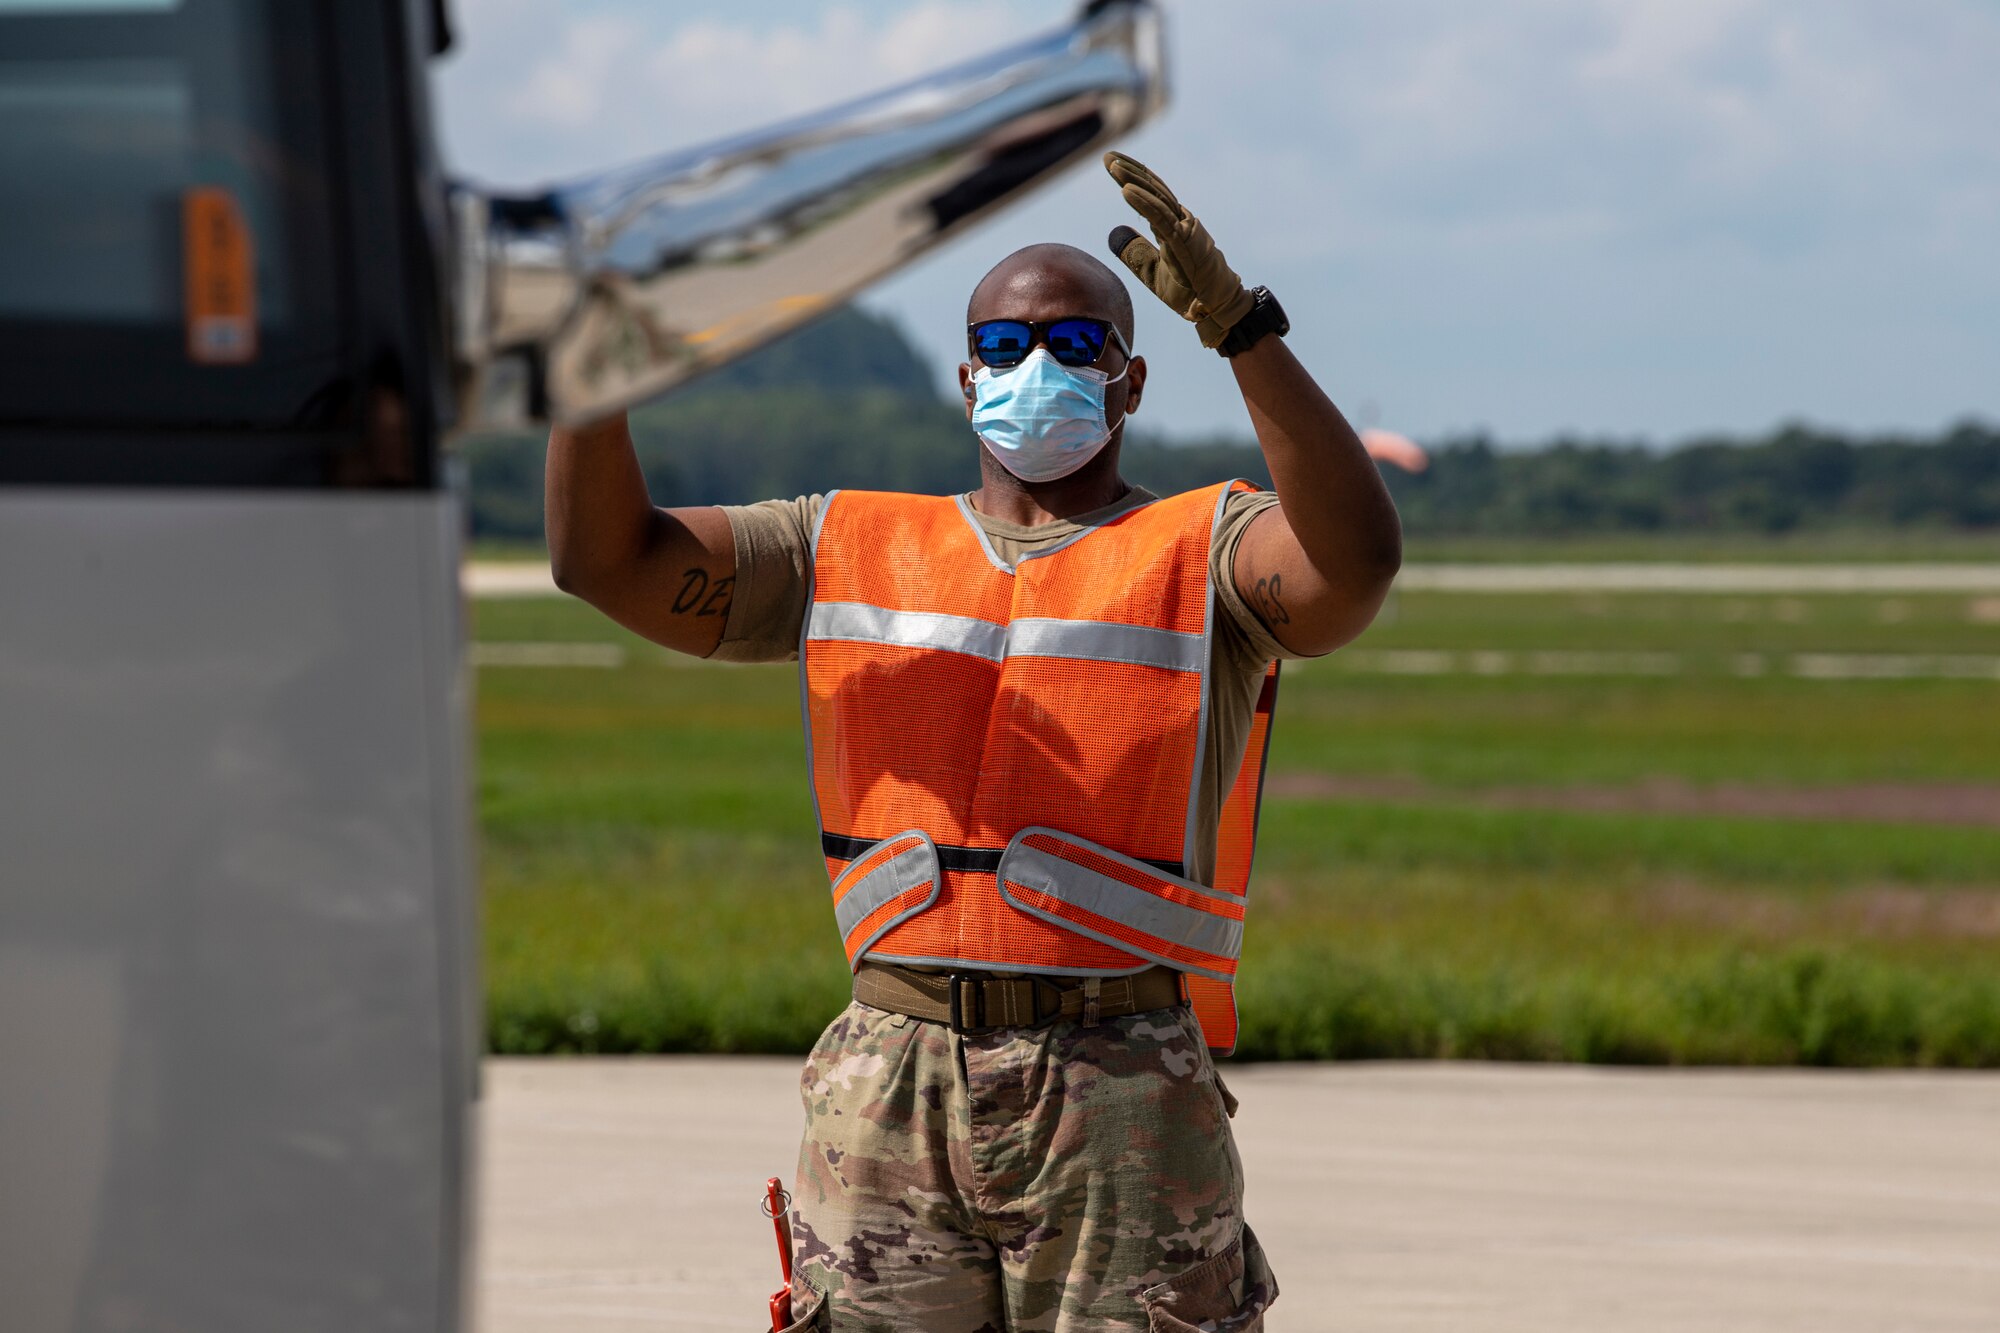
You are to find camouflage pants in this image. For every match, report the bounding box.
[784,998,1277,1332]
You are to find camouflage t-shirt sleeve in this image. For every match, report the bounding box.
[712,495,823,663]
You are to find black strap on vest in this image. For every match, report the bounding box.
[820,831,1185,880]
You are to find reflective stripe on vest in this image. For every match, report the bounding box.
[996,828,1244,981]
[830,830,940,966]
[806,603,1207,674]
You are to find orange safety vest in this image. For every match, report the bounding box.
[801,481,1279,1053]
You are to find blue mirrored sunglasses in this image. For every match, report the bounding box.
[967,317,1131,370]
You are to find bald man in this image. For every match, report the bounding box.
[546,157,1401,1331]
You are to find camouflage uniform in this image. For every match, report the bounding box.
[783,999,1278,1332]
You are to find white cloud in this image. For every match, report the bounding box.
[637,5,975,130]
[433,0,2000,441]
[440,1,1029,181]
[513,15,642,129]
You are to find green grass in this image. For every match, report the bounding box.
[474,590,2000,1065]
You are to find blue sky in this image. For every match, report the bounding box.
[433,0,1999,444]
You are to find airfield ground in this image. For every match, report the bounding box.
[474,1057,2000,1332]
[467,559,2000,1324]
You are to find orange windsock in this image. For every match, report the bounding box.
[1361,428,1429,473]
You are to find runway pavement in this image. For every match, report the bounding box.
[475,1058,2000,1332]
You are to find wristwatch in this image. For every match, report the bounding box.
[1216,286,1289,358]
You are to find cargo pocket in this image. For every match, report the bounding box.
[1186,1008,1240,1123]
[1213,1068,1240,1120]
[1138,1225,1278,1332]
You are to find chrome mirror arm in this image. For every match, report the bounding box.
[448,0,1166,430]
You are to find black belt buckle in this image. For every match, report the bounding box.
[945,971,1068,1032]
[946,972,983,1034]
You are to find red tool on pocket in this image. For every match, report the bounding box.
[762,1176,794,1330]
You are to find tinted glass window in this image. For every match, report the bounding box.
[0,0,348,429]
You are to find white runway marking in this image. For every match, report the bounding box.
[1789,653,2000,680]
[1327,649,2000,680]
[1338,649,1685,677]
[468,561,2000,599]
[467,563,560,597]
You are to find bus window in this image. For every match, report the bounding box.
[0,0,348,433]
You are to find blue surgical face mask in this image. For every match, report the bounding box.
[970,347,1129,483]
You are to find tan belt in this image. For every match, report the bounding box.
[853,961,1185,1034]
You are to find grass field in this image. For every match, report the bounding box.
[476,583,2000,1066]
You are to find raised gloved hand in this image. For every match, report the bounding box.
[1104,152,1258,349]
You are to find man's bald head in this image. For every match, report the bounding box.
[966,242,1135,344]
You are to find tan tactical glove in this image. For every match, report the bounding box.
[1104,152,1259,349]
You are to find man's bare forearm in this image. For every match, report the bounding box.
[1097,151,1400,653]
[542,411,738,656]
[1230,336,1402,654]
[545,412,660,594]
[1233,337,1401,581]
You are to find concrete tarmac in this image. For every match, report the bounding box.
[475,1058,2000,1332]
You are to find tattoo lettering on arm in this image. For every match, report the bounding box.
[1250,572,1291,628]
[671,567,736,617]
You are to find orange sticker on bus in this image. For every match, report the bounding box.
[183,187,257,365]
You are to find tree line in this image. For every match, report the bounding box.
[464,306,1998,543]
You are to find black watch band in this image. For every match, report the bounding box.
[1217,286,1289,358]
